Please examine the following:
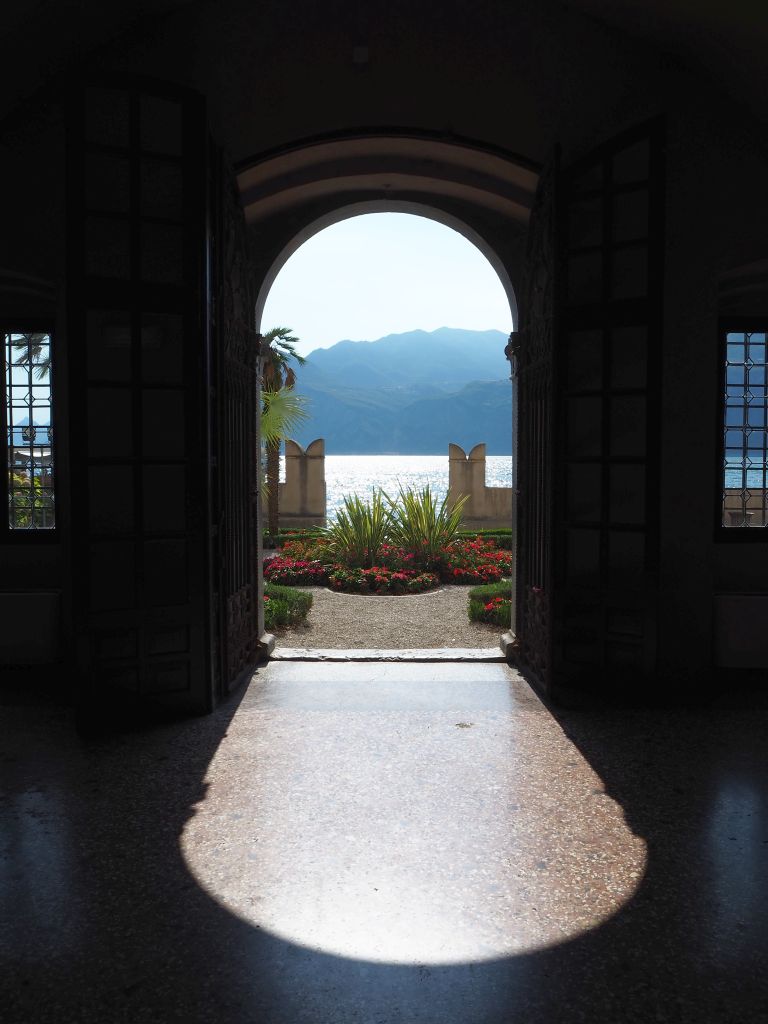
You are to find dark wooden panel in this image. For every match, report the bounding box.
[68,78,213,724]
[552,119,665,693]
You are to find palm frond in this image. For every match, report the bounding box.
[11,332,51,380]
[260,387,309,447]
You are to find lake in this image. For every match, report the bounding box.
[282,453,513,521]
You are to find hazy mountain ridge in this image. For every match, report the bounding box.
[291,328,512,454]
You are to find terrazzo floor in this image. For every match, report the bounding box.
[2,662,767,1023]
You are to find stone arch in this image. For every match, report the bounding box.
[237,130,539,333]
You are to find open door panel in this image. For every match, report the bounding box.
[67,78,213,725]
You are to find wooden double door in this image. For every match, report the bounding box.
[67,75,663,719]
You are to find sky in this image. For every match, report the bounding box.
[260,212,513,358]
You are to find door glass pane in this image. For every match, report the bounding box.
[141,159,184,220]
[143,465,186,532]
[141,223,184,284]
[567,396,602,456]
[612,139,649,184]
[610,326,647,388]
[608,530,645,571]
[570,162,603,194]
[611,245,648,300]
[609,396,646,457]
[142,391,185,456]
[87,311,132,382]
[140,96,183,155]
[141,314,184,384]
[568,250,602,303]
[88,388,133,457]
[86,153,130,213]
[86,216,131,279]
[567,464,602,522]
[85,87,130,148]
[612,190,648,242]
[566,330,602,390]
[609,465,646,524]
[89,465,134,534]
[566,528,601,579]
[568,197,602,248]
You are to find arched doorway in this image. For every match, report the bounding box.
[237,132,538,651]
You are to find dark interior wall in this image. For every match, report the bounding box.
[659,76,768,677]
[100,0,661,166]
[0,121,68,664]
[0,123,66,282]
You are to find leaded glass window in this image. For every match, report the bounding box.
[3,331,55,530]
[722,327,768,529]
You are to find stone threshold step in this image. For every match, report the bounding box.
[271,647,506,662]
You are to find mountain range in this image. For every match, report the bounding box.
[290,327,512,454]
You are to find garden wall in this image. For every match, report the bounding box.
[278,440,513,530]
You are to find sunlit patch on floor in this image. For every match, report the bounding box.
[181,663,647,965]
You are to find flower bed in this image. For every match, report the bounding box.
[327,565,439,595]
[440,537,512,583]
[265,532,512,595]
[264,556,329,586]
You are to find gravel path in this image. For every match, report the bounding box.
[273,584,504,649]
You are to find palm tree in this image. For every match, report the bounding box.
[261,327,306,538]
[11,333,51,380]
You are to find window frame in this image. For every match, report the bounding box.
[1,319,58,541]
[716,316,768,541]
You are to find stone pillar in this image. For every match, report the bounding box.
[449,442,488,520]
[279,438,326,527]
[448,442,513,529]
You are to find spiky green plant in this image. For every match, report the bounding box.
[323,489,391,568]
[384,484,469,568]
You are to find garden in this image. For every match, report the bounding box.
[263,485,513,635]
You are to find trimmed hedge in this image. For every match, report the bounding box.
[264,582,313,629]
[263,528,325,550]
[458,530,514,550]
[467,580,512,626]
[266,526,514,550]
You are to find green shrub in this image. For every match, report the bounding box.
[467,580,512,626]
[385,485,468,568]
[323,490,390,567]
[264,582,313,629]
